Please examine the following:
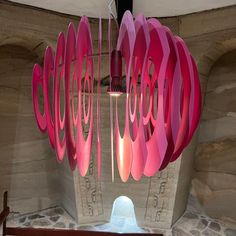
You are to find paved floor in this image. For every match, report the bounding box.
[6,193,236,236]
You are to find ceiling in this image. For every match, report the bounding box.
[10,0,236,18]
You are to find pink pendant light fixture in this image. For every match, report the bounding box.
[32,8,201,182]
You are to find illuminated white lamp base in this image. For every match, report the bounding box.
[109,196,145,233]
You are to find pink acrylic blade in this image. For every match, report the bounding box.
[116,11,135,182]
[144,19,169,176]
[130,14,150,180]
[185,56,202,146]
[170,37,191,162]
[64,23,77,170]
[54,32,66,162]
[159,27,178,170]
[43,46,55,149]
[75,16,94,176]
[32,64,47,133]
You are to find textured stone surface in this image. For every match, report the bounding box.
[202,51,236,124]
[179,6,236,38]
[6,194,235,235]
[0,44,60,213]
[203,190,236,221]
[18,217,26,223]
[54,222,66,228]
[50,216,60,222]
[194,172,236,199]
[28,214,44,220]
[198,117,236,143]
[209,221,221,232]
[197,219,208,230]
[202,228,221,236]
[194,50,236,223]
[195,138,236,175]
[190,229,201,236]
[31,219,51,227]
[69,223,75,229]
[23,222,31,227]
[172,227,191,236]
[224,228,236,236]
[45,208,64,217]
[183,212,199,220]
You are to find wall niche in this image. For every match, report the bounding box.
[0,44,60,213]
[193,49,236,223]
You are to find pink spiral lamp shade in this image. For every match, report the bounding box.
[32,11,201,182]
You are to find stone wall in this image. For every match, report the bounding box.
[177,6,236,224]
[192,50,236,223]
[0,45,60,212]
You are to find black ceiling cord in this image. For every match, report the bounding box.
[115,0,133,26]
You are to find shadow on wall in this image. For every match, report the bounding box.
[0,44,60,213]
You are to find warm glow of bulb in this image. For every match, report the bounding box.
[108,92,123,97]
